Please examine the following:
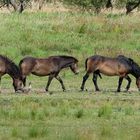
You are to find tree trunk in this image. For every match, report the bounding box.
[18,0,24,13]
[10,0,18,11]
[126,0,140,14]
[106,0,113,9]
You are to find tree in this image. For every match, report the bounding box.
[126,0,140,14]
[0,0,25,13]
[106,0,113,9]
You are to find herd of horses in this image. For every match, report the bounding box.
[0,54,140,93]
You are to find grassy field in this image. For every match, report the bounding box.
[0,11,140,139]
[0,12,140,65]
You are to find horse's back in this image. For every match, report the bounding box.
[0,56,7,73]
[85,55,132,76]
[19,56,59,76]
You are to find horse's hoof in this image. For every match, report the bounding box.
[117,90,120,92]
[125,88,129,92]
[15,90,23,93]
[63,89,66,92]
[45,89,49,92]
[80,88,84,91]
[95,89,100,92]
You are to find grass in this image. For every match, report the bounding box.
[0,10,140,139]
[98,103,112,118]
[0,74,140,139]
[0,12,140,66]
[0,91,140,140]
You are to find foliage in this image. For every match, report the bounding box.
[63,0,140,12]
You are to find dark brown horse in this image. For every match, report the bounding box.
[0,55,24,93]
[81,55,140,92]
[19,55,79,92]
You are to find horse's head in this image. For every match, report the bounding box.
[13,77,31,93]
[125,58,140,91]
[70,60,79,75]
[136,77,140,91]
[13,78,23,92]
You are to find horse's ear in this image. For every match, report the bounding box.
[75,59,78,62]
[128,58,134,64]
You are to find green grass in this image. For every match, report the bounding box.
[0,73,140,140]
[0,11,140,139]
[0,91,140,140]
[0,12,140,66]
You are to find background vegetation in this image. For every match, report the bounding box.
[0,12,140,65]
[0,6,140,140]
[0,0,140,14]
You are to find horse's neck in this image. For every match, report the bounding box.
[7,69,17,80]
[60,59,73,68]
[131,72,140,78]
[6,64,19,80]
[131,65,140,78]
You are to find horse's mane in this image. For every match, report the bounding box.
[129,58,140,77]
[58,55,78,63]
[117,55,140,78]
[0,55,21,79]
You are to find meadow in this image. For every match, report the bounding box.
[0,10,140,139]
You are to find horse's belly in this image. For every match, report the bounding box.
[31,69,50,76]
[100,69,118,76]
[31,72,48,76]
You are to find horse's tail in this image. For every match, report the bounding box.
[85,58,88,71]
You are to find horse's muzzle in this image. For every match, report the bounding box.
[15,83,32,93]
[75,70,79,75]
[15,89,24,93]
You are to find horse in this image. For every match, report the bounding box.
[0,55,25,93]
[19,55,79,92]
[80,55,140,92]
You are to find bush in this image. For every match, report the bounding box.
[63,0,140,13]
[63,0,107,12]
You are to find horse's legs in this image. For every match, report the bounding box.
[93,73,100,91]
[55,75,66,91]
[125,75,131,91]
[45,74,54,92]
[23,77,26,87]
[80,72,89,91]
[0,77,1,93]
[117,77,123,92]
